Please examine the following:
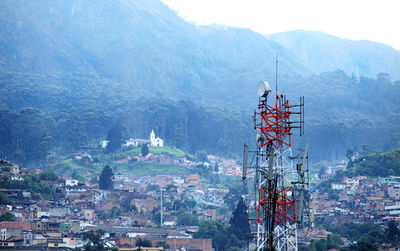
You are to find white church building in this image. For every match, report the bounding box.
[122,130,164,148]
[150,130,164,147]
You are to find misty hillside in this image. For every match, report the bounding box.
[268,30,400,80]
[0,0,310,101]
[0,0,399,165]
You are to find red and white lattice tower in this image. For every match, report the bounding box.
[253,81,304,251]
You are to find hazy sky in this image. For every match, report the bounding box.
[162,0,400,50]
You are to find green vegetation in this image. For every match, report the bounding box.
[0,173,56,200]
[348,148,400,177]
[83,229,117,251]
[1,70,399,168]
[0,211,15,222]
[224,184,248,210]
[146,184,160,191]
[99,206,122,220]
[0,192,10,204]
[141,144,149,157]
[306,221,400,250]
[148,146,188,157]
[330,223,385,244]
[155,241,170,249]
[319,148,400,193]
[177,213,198,226]
[106,123,125,153]
[47,145,192,178]
[229,198,250,241]
[39,169,59,181]
[99,165,114,190]
[0,0,399,168]
[301,234,343,251]
[194,198,249,250]
[135,238,152,247]
[127,164,189,175]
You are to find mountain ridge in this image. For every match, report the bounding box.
[267,30,400,80]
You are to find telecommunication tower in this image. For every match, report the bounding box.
[242,79,309,251]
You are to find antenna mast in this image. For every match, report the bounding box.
[244,65,307,251]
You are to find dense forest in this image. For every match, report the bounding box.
[0,70,399,167]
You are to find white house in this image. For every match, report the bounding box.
[66,179,79,187]
[123,138,150,147]
[150,130,163,147]
[331,182,346,190]
[100,140,109,148]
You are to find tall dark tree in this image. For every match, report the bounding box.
[346,149,354,162]
[141,144,149,157]
[229,197,250,241]
[99,165,114,190]
[387,221,400,243]
[214,162,219,173]
[106,123,123,153]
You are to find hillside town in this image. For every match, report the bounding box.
[0,148,243,250]
[0,131,398,250]
[2,150,400,250]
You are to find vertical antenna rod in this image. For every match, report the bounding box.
[275,53,278,96]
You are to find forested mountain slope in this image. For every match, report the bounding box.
[0,0,399,166]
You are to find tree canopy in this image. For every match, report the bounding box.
[229,197,250,241]
[0,211,15,222]
[135,238,152,247]
[99,165,114,190]
[141,144,149,157]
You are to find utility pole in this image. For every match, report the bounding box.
[160,188,164,227]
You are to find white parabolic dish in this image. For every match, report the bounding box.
[257,81,271,97]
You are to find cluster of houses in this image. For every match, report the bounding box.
[315,175,400,225]
[0,158,234,250]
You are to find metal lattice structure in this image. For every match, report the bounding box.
[243,80,307,251]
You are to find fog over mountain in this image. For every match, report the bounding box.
[268,30,400,80]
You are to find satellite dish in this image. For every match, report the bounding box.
[257,81,271,97]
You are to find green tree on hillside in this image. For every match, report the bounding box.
[99,165,114,190]
[155,241,170,249]
[224,185,248,210]
[177,212,198,226]
[0,211,15,221]
[194,220,217,238]
[0,192,10,204]
[229,197,250,241]
[83,229,117,250]
[135,238,152,247]
[387,221,400,243]
[141,144,149,157]
[40,169,58,181]
[106,123,123,153]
